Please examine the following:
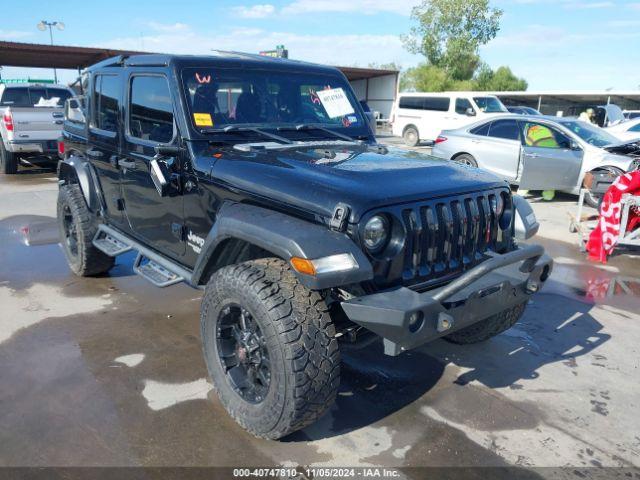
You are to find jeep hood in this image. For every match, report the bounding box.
[204,144,508,222]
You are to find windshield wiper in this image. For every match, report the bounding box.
[200,125,293,144]
[278,124,363,143]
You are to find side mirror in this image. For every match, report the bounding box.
[149,158,170,197]
[466,107,476,117]
[65,97,86,124]
[570,140,581,151]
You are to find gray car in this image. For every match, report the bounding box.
[431,114,637,207]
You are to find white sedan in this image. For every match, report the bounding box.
[606,117,640,141]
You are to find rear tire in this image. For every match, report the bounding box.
[200,258,340,439]
[444,302,527,344]
[0,142,18,174]
[57,184,115,276]
[454,153,478,168]
[403,126,420,147]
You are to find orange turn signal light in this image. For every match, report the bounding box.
[290,257,316,276]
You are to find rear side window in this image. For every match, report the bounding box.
[398,96,423,110]
[129,75,174,144]
[423,97,450,112]
[629,123,640,133]
[0,87,31,107]
[399,96,450,112]
[488,119,520,141]
[470,122,491,136]
[455,98,474,115]
[93,75,120,132]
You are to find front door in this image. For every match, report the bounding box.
[120,73,185,259]
[87,72,125,226]
[518,121,583,190]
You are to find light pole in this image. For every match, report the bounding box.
[37,20,65,83]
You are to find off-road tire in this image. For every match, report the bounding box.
[0,141,18,174]
[444,302,527,345]
[201,258,340,439]
[403,126,420,147]
[454,153,478,168]
[57,184,115,276]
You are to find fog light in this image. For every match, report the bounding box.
[437,313,454,332]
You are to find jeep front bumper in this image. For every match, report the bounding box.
[341,244,552,356]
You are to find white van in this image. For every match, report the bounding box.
[390,92,509,146]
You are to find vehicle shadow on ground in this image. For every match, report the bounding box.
[15,157,57,175]
[288,291,608,441]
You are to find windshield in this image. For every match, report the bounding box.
[558,120,620,147]
[181,67,366,133]
[473,96,508,113]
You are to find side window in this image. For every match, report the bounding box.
[523,123,570,148]
[470,122,490,136]
[455,98,474,115]
[487,119,520,141]
[628,123,640,133]
[423,97,450,112]
[129,75,174,144]
[398,97,423,110]
[93,75,120,132]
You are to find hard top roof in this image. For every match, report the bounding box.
[88,51,344,76]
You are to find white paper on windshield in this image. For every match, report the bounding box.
[317,88,354,119]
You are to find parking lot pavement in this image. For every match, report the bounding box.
[1,165,639,476]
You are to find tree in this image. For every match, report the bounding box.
[474,64,528,91]
[400,63,525,93]
[402,0,502,81]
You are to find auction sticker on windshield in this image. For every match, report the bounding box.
[194,113,213,127]
[317,88,355,118]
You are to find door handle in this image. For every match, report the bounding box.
[86,148,103,159]
[524,153,540,158]
[119,159,137,170]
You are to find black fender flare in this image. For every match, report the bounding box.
[58,155,104,213]
[191,203,374,290]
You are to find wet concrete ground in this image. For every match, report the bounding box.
[1,161,639,477]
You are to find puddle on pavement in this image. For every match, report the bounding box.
[534,237,640,310]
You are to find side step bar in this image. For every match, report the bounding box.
[93,225,193,288]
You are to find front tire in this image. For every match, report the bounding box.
[584,191,602,209]
[57,184,115,276]
[200,258,340,439]
[444,302,526,344]
[0,142,18,174]
[403,126,420,147]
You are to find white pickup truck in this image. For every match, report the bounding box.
[0,83,75,174]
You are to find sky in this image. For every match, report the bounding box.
[1,0,639,91]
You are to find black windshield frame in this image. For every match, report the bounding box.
[180,66,372,142]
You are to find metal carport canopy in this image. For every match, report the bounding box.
[0,41,398,81]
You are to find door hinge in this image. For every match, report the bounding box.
[171,223,187,241]
[330,203,350,232]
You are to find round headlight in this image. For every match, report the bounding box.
[363,215,389,252]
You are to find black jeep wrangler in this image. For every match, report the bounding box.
[57,53,551,439]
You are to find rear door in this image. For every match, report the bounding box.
[120,73,185,259]
[471,118,522,181]
[518,121,583,190]
[87,73,125,225]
